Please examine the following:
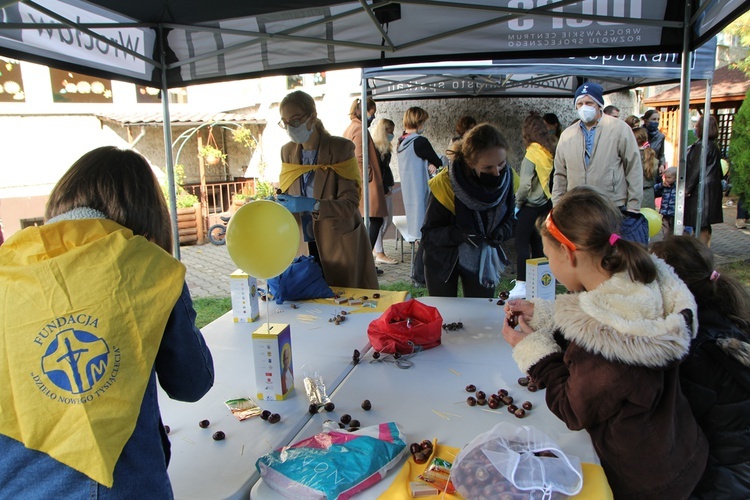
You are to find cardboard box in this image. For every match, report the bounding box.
[252,323,294,401]
[527,257,556,301]
[231,269,259,323]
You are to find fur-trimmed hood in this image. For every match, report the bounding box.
[555,256,697,368]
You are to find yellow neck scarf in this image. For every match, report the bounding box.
[428,168,456,214]
[525,142,554,198]
[0,219,184,486]
[279,157,361,193]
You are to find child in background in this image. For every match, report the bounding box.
[650,235,750,498]
[634,127,657,210]
[654,166,677,238]
[501,186,707,499]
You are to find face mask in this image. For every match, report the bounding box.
[647,121,659,133]
[416,127,426,135]
[367,115,375,126]
[477,172,503,187]
[577,105,598,124]
[287,120,313,144]
[387,133,395,142]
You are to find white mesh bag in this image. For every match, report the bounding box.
[451,422,583,499]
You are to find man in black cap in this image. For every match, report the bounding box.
[552,82,646,242]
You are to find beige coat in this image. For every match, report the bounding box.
[342,118,388,218]
[281,131,379,290]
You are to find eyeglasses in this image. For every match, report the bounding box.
[545,210,577,252]
[278,113,309,130]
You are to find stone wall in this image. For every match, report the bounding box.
[374,89,637,179]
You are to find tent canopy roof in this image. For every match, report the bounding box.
[0,0,747,89]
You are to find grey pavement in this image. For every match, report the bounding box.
[181,205,750,299]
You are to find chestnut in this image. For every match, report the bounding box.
[268,413,281,424]
[361,399,372,411]
[527,383,538,392]
[348,427,360,432]
[353,349,360,359]
[372,352,380,359]
[507,404,518,413]
[212,431,226,440]
[420,440,433,451]
[497,299,505,306]
[465,384,477,393]
[476,398,487,406]
[349,419,361,428]
[514,408,526,418]
[498,388,509,397]
[498,290,510,300]
[488,399,500,409]
[261,409,272,420]
[340,414,352,425]
[522,401,533,410]
[308,404,319,414]
[198,419,210,428]
[164,425,170,434]
[410,443,422,455]
[476,390,486,400]
[466,396,477,406]
[324,402,335,412]
[507,313,519,329]
[501,396,514,405]
[373,293,380,299]
[413,451,429,464]
[518,376,530,387]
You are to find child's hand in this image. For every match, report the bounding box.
[502,314,532,347]
[504,299,534,324]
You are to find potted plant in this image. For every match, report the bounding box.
[199,144,226,165]
[232,126,257,150]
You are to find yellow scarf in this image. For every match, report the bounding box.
[0,219,184,486]
[279,157,361,193]
[428,167,521,215]
[525,142,554,199]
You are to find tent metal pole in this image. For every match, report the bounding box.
[695,78,714,235]
[159,26,181,259]
[361,73,370,232]
[673,1,693,237]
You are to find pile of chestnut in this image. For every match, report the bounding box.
[464,384,533,419]
[409,439,434,464]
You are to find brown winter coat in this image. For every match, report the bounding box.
[512,257,708,499]
[281,131,378,290]
[342,118,388,218]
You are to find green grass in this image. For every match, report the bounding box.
[719,259,750,290]
[193,297,231,329]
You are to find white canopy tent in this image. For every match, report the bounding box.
[1,0,747,255]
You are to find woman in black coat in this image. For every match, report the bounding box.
[684,115,723,246]
[651,236,750,499]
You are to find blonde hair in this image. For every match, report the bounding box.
[45,146,173,253]
[403,107,429,130]
[280,90,327,134]
[372,118,395,158]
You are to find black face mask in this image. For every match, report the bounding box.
[367,115,375,126]
[477,172,503,187]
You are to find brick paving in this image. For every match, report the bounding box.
[181,205,750,299]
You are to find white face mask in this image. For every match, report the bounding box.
[287,121,313,144]
[577,105,598,124]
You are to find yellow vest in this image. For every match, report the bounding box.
[279,157,362,193]
[0,219,184,486]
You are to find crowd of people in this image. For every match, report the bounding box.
[1,84,746,498]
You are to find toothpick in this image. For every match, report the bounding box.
[449,368,462,376]
[241,444,245,456]
[265,439,272,449]
[181,436,194,444]
[480,408,502,415]
[440,411,462,418]
[432,409,451,420]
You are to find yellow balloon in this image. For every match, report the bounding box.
[225,200,300,279]
[640,207,662,238]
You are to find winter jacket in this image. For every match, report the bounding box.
[342,118,388,218]
[553,114,643,211]
[684,141,724,229]
[421,164,514,285]
[654,182,676,217]
[681,309,750,498]
[281,131,379,290]
[511,257,708,500]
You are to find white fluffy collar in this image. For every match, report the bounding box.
[46,207,107,224]
[555,256,697,368]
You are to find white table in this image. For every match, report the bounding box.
[159,301,381,500]
[161,297,598,500]
[250,297,598,499]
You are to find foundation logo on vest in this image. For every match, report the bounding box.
[42,328,110,395]
[541,272,553,287]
